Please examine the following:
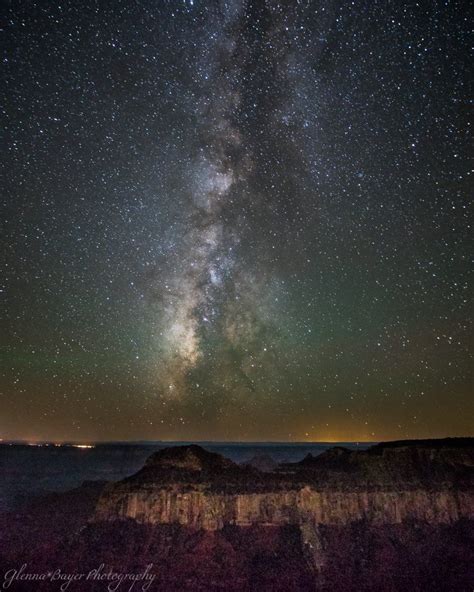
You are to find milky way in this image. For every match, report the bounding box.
[2,0,472,441]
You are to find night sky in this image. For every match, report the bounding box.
[2,0,472,443]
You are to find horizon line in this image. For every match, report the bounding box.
[1,436,472,446]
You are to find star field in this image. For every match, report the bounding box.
[1,0,472,442]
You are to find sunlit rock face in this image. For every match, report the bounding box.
[94,440,474,531]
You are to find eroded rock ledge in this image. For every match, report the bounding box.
[93,439,474,531]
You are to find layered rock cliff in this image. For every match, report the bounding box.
[2,440,473,591]
[94,439,474,530]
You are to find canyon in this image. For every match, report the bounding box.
[1,438,473,591]
[94,441,474,530]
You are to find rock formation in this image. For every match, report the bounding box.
[2,439,473,591]
[94,440,474,530]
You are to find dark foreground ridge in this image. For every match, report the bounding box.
[1,438,473,591]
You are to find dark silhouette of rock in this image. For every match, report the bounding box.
[241,453,278,472]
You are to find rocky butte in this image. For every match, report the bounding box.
[94,440,474,571]
[1,438,473,591]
